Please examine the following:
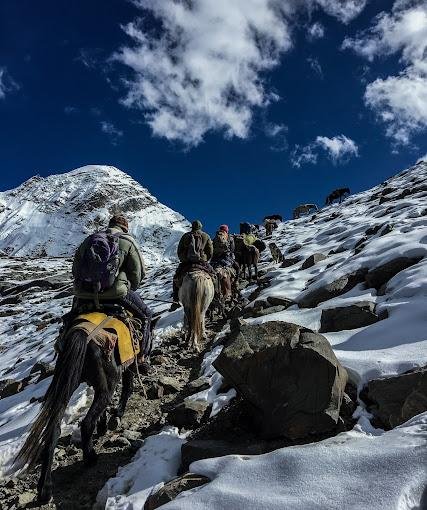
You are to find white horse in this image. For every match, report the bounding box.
[179,271,215,351]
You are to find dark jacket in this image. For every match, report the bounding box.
[177,230,213,263]
[73,226,146,300]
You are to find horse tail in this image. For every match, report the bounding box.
[13,329,88,472]
[189,273,205,342]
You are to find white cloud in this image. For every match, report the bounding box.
[64,106,78,115]
[343,0,427,145]
[0,67,19,99]
[417,153,427,163]
[307,22,325,41]
[114,0,367,146]
[265,122,288,151]
[291,134,359,167]
[307,56,323,77]
[100,121,123,144]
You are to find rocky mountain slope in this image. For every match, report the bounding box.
[0,165,189,265]
[0,161,426,509]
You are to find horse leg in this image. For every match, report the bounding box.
[36,420,61,503]
[115,370,134,420]
[97,410,108,437]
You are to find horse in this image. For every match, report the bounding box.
[325,188,350,205]
[209,266,236,319]
[234,236,260,281]
[263,214,283,223]
[13,316,141,504]
[179,271,214,352]
[293,204,318,219]
[264,219,277,237]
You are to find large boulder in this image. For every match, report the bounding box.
[365,257,422,290]
[213,320,348,439]
[301,253,327,270]
[319,302,379,332]
[361,366,427,429]
[298,269,367,308]
[144,473,210,510]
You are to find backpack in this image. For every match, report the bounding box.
[74,232,121,294]
[187,231,204,263]
[213,231,229,257]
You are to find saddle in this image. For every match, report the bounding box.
[61,311,140,367]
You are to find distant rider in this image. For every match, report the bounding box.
[171,220,214,310]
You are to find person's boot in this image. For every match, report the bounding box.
[169,282,181,312]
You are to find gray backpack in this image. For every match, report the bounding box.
[187,232,203,263]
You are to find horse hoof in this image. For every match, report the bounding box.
[108,415,121,431]
[84,449,98,467]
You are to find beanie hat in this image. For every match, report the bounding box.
[109,214,129,233]
[219,224,229,233]
[192,220,203,231]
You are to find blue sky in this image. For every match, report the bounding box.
[1,0,426,235]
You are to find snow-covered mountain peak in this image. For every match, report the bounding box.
[0,165,189,265]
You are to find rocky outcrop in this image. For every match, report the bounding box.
[361,366,427,429]
[365,257,422,291]
[319,302,379,332]
[301,253,327,270]
[167,399,212,429]
[213,320,348,439]
[298,269,367,308]
[144,473,210,510]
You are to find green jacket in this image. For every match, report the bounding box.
[72,226,146,300]
[177,230,213,263]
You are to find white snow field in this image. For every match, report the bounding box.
[0,162,426,508]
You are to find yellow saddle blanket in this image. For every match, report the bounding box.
[75,312,139,365]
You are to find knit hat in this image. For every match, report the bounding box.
[219,224,229,233]
[109,214,129,232]
[192,220,203,231]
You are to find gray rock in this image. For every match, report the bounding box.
[144,473,210,510]
[266,296,294,308]
[361,366,427,429]
[280,256,302,268]
[146,382,165,400]
[18,492,35,507]
[167,399,211,429]
[0,379,23,399]
[29,361,54,382]
[301,253,327,269]
[188,376,210,392]
[365,257,422,290]
[214,321,348,439]
[158,376,183,394]
[319,302,379,332]
[251,305,287,317]
[298,269,368,308]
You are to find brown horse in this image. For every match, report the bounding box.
[13,317,141,503]
[269,242,284,263]
[293,203,318,219]
[179,271,214,352]
[326,188,350,205]
[234,236,260,281]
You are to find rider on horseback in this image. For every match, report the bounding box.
[70,214,152,364]
[171,220,214,311]
[211,225,235,269]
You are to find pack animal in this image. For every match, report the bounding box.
[13,314,149,503]
[179,271,214,351]
[325,188,350,205]
[234,235,260,281]
[269,242,284,263]
[293,204,318,219]
[264,214,283,223]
